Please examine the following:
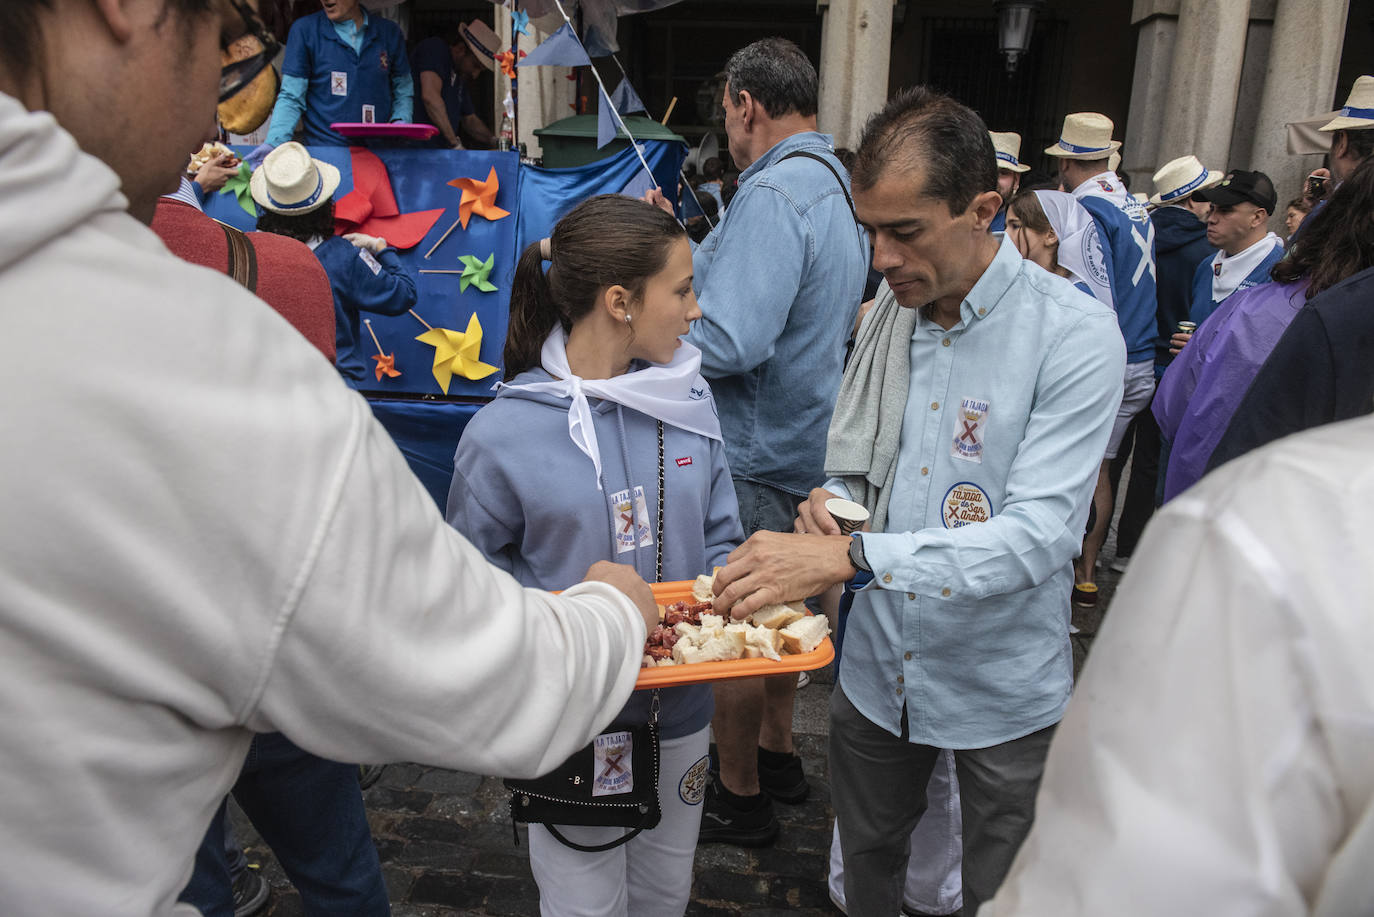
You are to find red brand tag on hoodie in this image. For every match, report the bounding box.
[675,456,693,467]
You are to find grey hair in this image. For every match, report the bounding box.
[724,38,817,120]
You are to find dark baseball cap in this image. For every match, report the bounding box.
[1194,170,1278,213]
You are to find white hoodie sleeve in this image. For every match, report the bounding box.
[248,391,647,777]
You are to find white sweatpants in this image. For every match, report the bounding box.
[529,725,710,917]
[828,747,964,915]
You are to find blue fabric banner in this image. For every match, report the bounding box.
[513,140,687,262]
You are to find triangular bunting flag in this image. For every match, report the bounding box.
[517,22,592,68]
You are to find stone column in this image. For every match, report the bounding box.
[1157,0,1252,169]
[1122,11,1178,176]
[1249,0,1349,227]
[817,0,892,151]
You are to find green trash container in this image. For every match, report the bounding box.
[534,114,687,168]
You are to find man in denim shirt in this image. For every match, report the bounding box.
[712,88,1125,914]
[656,37,868,845]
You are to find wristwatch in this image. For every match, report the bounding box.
[847,532,871,573]
[847,533,874,591]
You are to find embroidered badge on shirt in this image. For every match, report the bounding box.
[358,249,382,275]
[943,482,995,528]
[592,731,634,796]
[609,486,654,554]
[379,51,389,72]
[675,456,693,467]
[331,71,348,96]
[679,754,710,806]
[950,397,990,463]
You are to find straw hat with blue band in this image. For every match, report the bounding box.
[1044,112,1122,160]
[989,131,1031,173]
[1319,75,1374,132]
[250,142,340,215]
[460,20,501,74]
[1149,154,1223,206]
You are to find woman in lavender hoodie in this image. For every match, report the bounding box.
[446,195,744,916]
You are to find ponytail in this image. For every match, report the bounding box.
[500,195,687,382]
[503,241,562,381]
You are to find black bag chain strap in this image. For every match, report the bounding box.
[541,421,665,854]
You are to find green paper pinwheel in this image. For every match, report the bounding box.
[457,253,498,293]
[219,161,257,217]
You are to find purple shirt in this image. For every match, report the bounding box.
[1154,279,1308,501]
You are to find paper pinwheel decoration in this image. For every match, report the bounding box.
[364,319,401,381]
[512,9,531,35]
[457,253,498,292]
[495,49,527,79]
[334,148,444,250]
[219,161,257,216]
[415,313,498,393]
[446,167,511,229]
[371,353,401,380]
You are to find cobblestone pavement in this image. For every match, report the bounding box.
[241,560,1127,916]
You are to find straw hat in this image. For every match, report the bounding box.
[250,142,340,215]
[1149,154,1223,206]
[1044,112,1121,159]
[989,131,1030,172]
[1319,75,1374,131]
[460,20,501,73]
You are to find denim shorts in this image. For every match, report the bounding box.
[732,477,804,538]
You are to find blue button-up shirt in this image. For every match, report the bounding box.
[267,10,413,146]
[833,237,1125,748]
[687,131,868,496]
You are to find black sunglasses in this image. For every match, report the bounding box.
[219,0,282,103]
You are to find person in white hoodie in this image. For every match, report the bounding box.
[0,2,658,915]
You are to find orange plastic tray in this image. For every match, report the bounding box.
[635,581,835,689]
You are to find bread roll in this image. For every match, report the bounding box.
[780,615,830,655]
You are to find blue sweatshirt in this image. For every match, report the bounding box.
[1078,195,1158,363]
[446,368,744,739]
[311,236,417,386]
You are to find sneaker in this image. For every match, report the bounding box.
[1072,582,1098,608]
[358,763,386,790]
[758,748,810,804]
[699,778,780,846]
[231,868,269,917]
[797,670,811,689]
[1109,555,1131,573]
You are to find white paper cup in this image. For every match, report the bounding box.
[825,498,870,534]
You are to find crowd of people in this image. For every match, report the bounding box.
[1,1,1372,916]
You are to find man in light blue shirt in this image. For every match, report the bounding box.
[712,87,1125,915]
[653,37,867,847]
[264,0,412,147]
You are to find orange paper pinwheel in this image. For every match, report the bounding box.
[371,352,400,380]
[495,49,526,79]
[446,167,511,230]
[364,319,401,381]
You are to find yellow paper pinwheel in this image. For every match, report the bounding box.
[415,313,498,393]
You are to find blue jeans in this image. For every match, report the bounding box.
[180,733,390,917]
[732,477,802,538]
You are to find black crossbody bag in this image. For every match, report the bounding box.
[505,422,666,853]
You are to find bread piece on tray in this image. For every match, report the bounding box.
[780,614,830,655]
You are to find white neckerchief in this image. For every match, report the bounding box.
[1034,189,1114,308]
[497,328,721,489]
[1212,232,1282,301]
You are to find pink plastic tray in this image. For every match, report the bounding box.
[330,122,438,140]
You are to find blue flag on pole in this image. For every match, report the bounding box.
[517,22,592,68]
